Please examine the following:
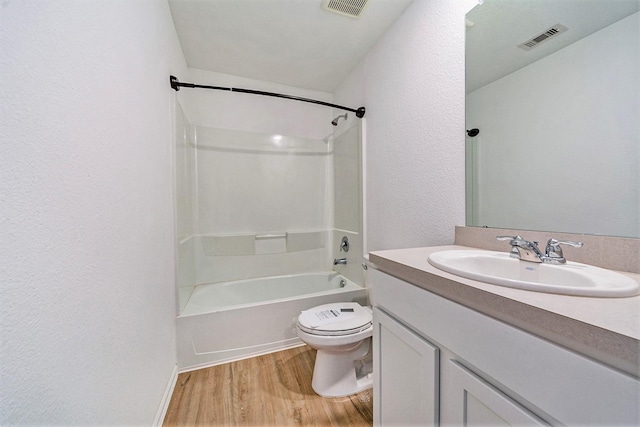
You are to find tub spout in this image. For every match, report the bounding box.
[333,258,347,265]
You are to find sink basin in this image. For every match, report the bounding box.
[427,250,639,297]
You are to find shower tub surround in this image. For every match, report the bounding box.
[175,122,343,306]
[173,86,366,370]
[176,272,367,371]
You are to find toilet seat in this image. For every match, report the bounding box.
[297,302,372,337]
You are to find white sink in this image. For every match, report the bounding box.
[427,250,639,297]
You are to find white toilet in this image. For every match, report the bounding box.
[296,302,373,397]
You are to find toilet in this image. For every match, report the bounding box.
[296,302,373,397]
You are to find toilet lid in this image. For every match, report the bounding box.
[297,302,372,336]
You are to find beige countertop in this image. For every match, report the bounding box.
[369,245,640,378]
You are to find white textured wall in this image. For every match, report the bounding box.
[335,0,478,251]
[467,13,639,238]
[0,0,187,424]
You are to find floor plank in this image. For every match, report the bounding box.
[163,345,373,426]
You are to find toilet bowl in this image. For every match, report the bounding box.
[296,302,373,397]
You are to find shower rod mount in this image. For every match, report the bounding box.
[170,75,365,118]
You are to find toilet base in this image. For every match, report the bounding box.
[311,338,373,397]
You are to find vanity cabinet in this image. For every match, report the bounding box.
[373,308,439,426]
[370,268,640,426]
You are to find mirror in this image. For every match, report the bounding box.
[465,0,639,238]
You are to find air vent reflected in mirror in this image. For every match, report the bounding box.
[518,24,568,51]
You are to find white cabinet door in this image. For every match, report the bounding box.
[373,308,439,427]
[442,359,549,426]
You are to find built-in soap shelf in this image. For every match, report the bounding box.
[200,230,327,256]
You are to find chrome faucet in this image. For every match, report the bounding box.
[497,236,582,264]
[497,236,544,262]
[543,238,583,264]
[340,236,350,253]
[333,258,347,265]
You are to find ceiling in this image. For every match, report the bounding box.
[168,0,415,93]
[466,0,640,93]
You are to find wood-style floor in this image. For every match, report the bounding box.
[163,345,373,426]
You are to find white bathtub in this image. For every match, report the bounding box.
[176,272,368,371]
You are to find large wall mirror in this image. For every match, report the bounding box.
[465,0,639,238]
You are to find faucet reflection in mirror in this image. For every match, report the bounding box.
[465,0,639,238]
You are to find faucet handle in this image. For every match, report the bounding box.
[496,235,522,242]
[340,236,350,252]
[496,235,522,258]
[544,238,583,263]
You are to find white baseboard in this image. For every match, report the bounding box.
[178,341,306,374]
[153,364,178,427]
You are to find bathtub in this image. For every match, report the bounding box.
[176,272,368,371]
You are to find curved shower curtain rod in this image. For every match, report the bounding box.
[169,75,366,118]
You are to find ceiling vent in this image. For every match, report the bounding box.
[321,0,370,19]
[518,24,568,51]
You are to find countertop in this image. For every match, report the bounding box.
[368,245,640,378]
